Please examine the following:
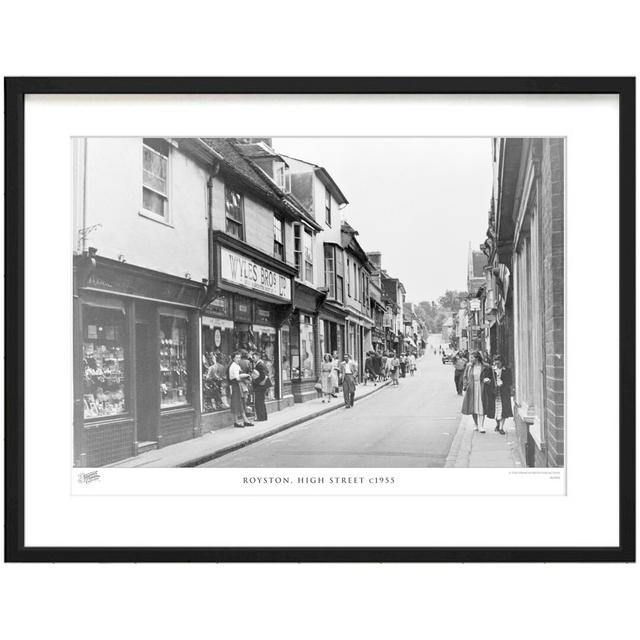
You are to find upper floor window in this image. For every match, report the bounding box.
[142,139,169,218]
[294,224,302,277]
[293,224,314,283]
[303,228,314,283]
[275,163,291,192]
[324,244,345,304]
[225,186,244,240]
[346,258,351,297]
[273,215,284,261]
[325,188,332,226]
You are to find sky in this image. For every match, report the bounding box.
[272,137,493,304]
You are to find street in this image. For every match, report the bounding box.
[200,352,462,467]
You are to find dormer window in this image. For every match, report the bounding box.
[275,162,291,193]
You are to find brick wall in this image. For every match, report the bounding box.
[80,419,135,467]
[159,408,196,447]
[540,139,565,467]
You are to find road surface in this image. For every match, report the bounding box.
[199,352,462,467]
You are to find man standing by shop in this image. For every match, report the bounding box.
[340,353,357,408]
[250,351,270,422]
[452,351,468,395]
[228,351,253,428]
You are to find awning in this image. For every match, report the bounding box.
[404,336,417,348]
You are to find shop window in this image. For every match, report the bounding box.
[225,186,244,240]
[252,326,277,401]
[159,315,190,408]
[281,323,291,382]
[142,139,169,219]
[202,320,233,413]
[82,305,127,419]
[273,215,284,261]
[299,314,315,379]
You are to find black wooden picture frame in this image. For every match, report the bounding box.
[4,76,635,562]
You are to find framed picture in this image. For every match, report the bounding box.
[4,77,635,562]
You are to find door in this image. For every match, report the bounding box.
[135,321,158,443]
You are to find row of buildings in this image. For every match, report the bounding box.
[446,137,565,468]
[74,137,426,467]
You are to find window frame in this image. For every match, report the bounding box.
[141,139,172,225]
[293,223,302,278]
[303,227,314,283]
[224,184,245,241]
[325,187,332,227]
[273,214,285,261]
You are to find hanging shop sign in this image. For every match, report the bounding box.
[254,303,275,325]
[202,317,234,330]
[220,247,292,301]
[469,299,481,311]
[233,296,253,323]
[203,295,230,318]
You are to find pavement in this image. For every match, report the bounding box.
[109,352,523,468]
[201,353,462,467]
[109,374,392,468]
[445,412,524,468]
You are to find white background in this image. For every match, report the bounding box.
[26,94,605,547]
[1,2,638,640]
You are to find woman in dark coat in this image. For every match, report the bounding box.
[485,354,513,434]
[461,351,493,433]
[250,351,270,422]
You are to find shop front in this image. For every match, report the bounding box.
[282,282,325,403]
[74,255,206,467]
[318,301,347,362]
[203,233,296,428]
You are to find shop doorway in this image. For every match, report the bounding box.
[135,319,158,444]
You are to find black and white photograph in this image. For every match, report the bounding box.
[73,135,565,471]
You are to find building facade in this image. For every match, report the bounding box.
[487,137,565,468]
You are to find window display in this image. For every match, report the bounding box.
[159,315,190,408]
[281,323,291,382]
[252,325,276,400]
[82,305,127,419]
[300,315,315,379]
[202,319,233,413]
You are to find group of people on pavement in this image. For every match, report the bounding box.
[451,349,513,434]
[317,349,420,408]
[226,350,272,428]
[318,351,358,408]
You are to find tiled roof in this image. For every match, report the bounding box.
[200,138,321,230]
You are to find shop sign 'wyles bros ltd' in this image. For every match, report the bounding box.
[220,247,292,302]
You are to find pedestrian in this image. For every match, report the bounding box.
[228,351,253,428]
[461,351,492,433]
[486,354,513,434]
[408,352,416,376]
[250,351,271,422]
[391,353,400,386]
[452,351,468,395]
[400,353,407,378]
[364,351,376,386]
[371,350,382,383]
[340,353,357,408]
[331,350,340,397]
[320,353,334,403]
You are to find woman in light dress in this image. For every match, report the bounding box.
[320,354,334,403]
